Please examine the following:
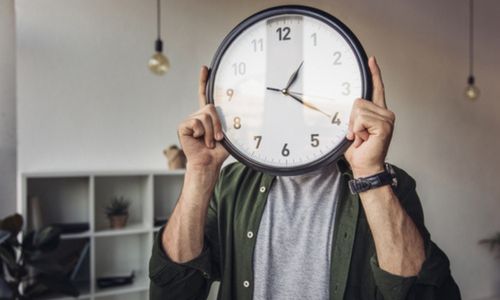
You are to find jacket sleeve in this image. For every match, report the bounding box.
[148,172,223,300]
[370,166,462,300]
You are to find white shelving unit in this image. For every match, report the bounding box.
[18,170,185,300]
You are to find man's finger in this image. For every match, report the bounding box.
[198,66,209,108]
[369,56,386,108]
[193,113,215,149]
[205,105,224,141]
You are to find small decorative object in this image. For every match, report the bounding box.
[148,0,170,75]
[105,197,130,229]
[465,0,480,101]
[479,232,500,258]
[163,145,186,170]
[0,213,79,299]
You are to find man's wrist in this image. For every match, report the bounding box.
[349,163,397,195]
[352,164,385,179]
[181,164,221,204]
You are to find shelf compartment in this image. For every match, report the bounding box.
[35,238,91,300]
[26,177,90,232]
[94,233,151,296]
[94,175,151,232]
[153,174,184,227]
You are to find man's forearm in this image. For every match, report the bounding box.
[162,166,219,263]
[359,185,425,277]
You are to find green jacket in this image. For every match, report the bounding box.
[149,160,461,300]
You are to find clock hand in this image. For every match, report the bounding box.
[266,87,285,93]
[286,93,332,118]
[284,61,304,91]
[287,90,339,102]
[266,86,331,118]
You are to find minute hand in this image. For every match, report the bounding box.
[284,61,304,91]
[286,93,331,118]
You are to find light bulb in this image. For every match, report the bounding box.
[149,52,170,75]
[464,75,479,101]
[465,84,480,100]
[148,38,170,75]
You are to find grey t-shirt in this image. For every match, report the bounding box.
[252,163,340,300]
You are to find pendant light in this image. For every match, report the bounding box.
[148,0,170,75]
[465,0,479,101]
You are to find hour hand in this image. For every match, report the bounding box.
[266,86,284,93]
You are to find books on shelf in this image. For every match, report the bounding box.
[51,222,90,234]
[97,271,135,289]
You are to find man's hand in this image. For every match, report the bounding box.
[164,66,228,263]
[178,66,229,171]
[345,57,395,178]
[344,57,425,277]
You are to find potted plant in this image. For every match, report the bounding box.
[105,196,130,229]
[0,213,79,299]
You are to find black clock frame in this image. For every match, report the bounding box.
[206,5,372,176]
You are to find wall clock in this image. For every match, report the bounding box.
[207,5,372,176]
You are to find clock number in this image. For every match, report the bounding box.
[254,135,262,149]
[311,33,317,46]
[276,27,291,41]
[331,112,341,125]
[281,143,290,157]
[251,38,263,52]
[310,134,320,147]
[342,82,351,96]
[233,117,241,129]
[226,88,234,101]
[333,51,342,65]
[232,62,246,76]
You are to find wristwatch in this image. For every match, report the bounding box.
[348,163,397,194]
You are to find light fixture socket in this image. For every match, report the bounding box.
[155,38,163,53]
[467,75,475,85]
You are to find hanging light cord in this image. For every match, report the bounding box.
[157,0,161,39]
[468,0,474,77]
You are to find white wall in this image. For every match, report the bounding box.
[0,0,16,218]
[16,0,500,299]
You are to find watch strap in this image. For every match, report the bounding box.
[348,164,396,194]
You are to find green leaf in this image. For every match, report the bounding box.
[34,227,61,252]
[0,230,10,245]
[37,273,79,297]
[0,214,23,236]
[0,245,17,270]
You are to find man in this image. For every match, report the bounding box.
[149,57,461,300]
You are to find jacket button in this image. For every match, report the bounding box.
[259,186,266,193]
[247,231,254,239]
[243,280,250,288]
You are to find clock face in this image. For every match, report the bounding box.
[207,6,371,175]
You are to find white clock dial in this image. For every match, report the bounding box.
[209,7,370,175]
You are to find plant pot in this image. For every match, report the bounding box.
[108,214,128,229]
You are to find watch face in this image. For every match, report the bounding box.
[207,6,371,175]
